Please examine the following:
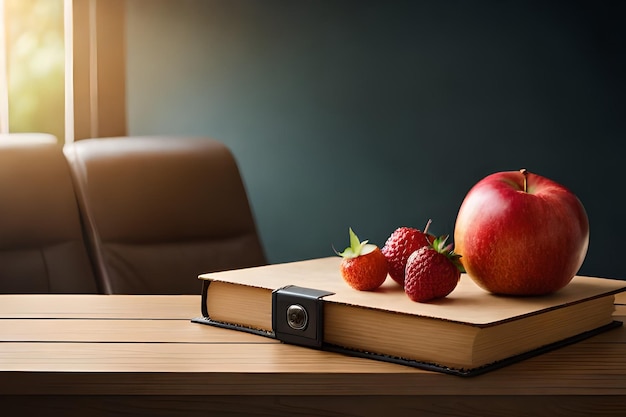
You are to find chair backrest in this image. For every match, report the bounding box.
[64,136,266,294]
[0,134,99,293]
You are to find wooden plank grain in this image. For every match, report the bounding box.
[0,339,625,396]
[0,319,270,344]
[0,294,624,403]
[0,295,200,319]
[0,342,414,375]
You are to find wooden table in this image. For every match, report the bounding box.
[1,292,625,417]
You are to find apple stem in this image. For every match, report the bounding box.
[520,168,528,192]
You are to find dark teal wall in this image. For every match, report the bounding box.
[126,0,625,279]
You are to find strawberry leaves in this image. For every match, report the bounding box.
[335,228,376,258]
[431,235,465,273]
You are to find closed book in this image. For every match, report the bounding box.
[192,257,626,376]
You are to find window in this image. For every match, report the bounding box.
[1,0,65,140]
[0,0,126,144]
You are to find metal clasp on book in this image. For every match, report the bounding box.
[272,285,334,348]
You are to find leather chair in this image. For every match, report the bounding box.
[0,134,99,293]
[64,136,266,294]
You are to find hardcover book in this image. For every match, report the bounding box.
[192,257,626,376]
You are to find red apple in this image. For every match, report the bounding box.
[453,169,589,295]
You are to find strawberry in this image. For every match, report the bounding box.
[381,220,435,286]
[335,228,388,291]
[404,235,464,302]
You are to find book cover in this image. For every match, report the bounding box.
[192,257,626,376]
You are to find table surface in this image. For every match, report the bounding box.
[1,291,625,416]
